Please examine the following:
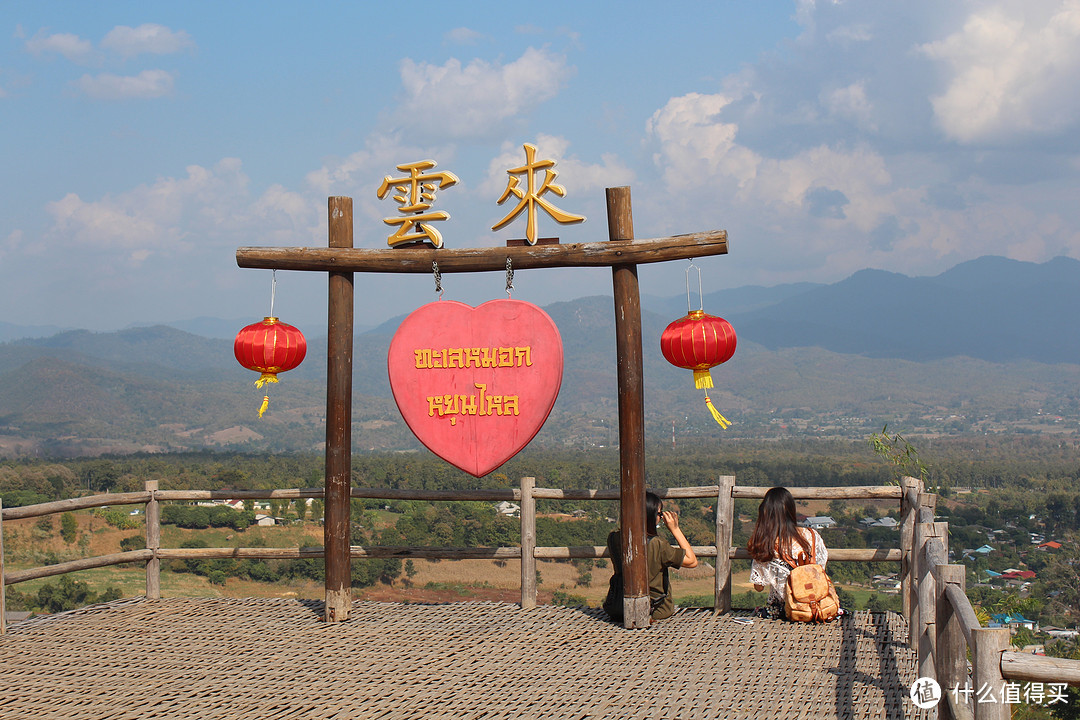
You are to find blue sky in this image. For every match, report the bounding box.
[3,1,1079,332]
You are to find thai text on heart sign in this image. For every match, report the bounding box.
[412,345,533,423]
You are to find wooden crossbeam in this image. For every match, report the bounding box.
[235,230,727,273]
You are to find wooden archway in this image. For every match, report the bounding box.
[236,187,727,628]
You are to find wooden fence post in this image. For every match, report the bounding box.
[520,477,536,610]
[972,627,1011,720]
[1,498,6,635]
[936,563,967,720]
[917,521,944,680]
[900,476,920,631]
[714,475,734,614]
[145,480,160,600]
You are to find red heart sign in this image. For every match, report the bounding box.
[387,299,563,477]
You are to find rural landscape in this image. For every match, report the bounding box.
[5,257,1080,714]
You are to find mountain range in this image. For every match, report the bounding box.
[1,255,1078,457]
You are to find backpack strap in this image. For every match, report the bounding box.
[780,529,816,568]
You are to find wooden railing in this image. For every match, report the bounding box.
[4,475,1080,717]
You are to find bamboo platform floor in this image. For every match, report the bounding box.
[0,597,931,720]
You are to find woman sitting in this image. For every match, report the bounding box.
[746,486,829,619]
[603,491,698,623]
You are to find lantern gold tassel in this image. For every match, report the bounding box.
[704,394,731,429]
[693,369,714,390]
[254,373,280,389]
[258,395,270,418]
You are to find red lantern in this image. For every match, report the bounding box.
[660,309,736,428]
[234,316,307,417]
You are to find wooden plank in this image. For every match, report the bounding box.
[732,485,902,500]
[5,550,155,584]
[972,628,1011,720]
[1,491,152,520]
[324,195,354,623]
[236,230,728,273]
[1001,651,1080,686]
[944,582,981,645]
[520,477,536,610]
[714,476,735,614]
[937,564,968,720]
[608,186,648,630]
[144,480,160,600]
[1,498,5,635]
[154,488,325,501]
[900,477,921,641]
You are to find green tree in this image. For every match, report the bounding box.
[60,512,78,544]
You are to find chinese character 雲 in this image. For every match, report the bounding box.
[377,159,458,248]
[492,142,585,245]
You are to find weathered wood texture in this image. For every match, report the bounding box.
[714,476,735,614]
[1001,652,1080,686]
[733,486,903,500]
[520,477,537,609]
[0,498,5,635]
[900,477,920,622]
[324,195,354,623]
[972,628,1011,720]
[608,186,648,630]
[145,480,160,600]
[236,231,728,274]
[936,564,968,720]
[6,550,155,584]
[0,492,152,520]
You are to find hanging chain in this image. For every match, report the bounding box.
[505,257,514,297]
[432,261,443,299]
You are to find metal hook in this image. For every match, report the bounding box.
[685,260,703,313]
[505,257,514,298]
[432,261,444,301]
[269,269,278,317]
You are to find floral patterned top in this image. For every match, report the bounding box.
[749,528,829,605]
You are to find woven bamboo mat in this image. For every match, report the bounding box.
[0,598,930,720]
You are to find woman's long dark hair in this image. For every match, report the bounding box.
[645,491,662,536]
[746,487,812,563]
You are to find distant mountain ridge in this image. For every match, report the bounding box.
[727,256,1080,362]
[1,255,1079,455]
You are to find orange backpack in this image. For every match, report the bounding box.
[783,536,840,622]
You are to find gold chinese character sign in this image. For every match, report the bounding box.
[492,143,585,245]
[377,159,458,248]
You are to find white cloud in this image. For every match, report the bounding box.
[920,0,1080,143]
[101,24,195,58]
[394,47,572,139]
[25,30,98,65]
[75,69,175,99]
[42,159,266,263]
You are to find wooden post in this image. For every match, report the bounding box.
[714,475,735,614]
[936,564,967,720]
[916,521,944,680]
[324,196,354,623]
[144,480,160,600]
[608,186,648,629]
[1,498,6,636]
[972,627,1011,720]
[520,477,536,610]
[900,476,919,627]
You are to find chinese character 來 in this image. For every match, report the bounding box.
[377,159,458,248]
[491,142,585,245]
